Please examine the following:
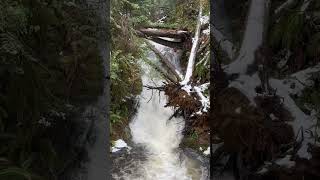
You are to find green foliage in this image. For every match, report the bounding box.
[110,0,146,129]
[295,73,320,144]
[295,73,320,113]
[0,0,104,179]
[170,0,199,30]
[267,1,320,72]
[269,12,305,49]
[195,52,210,82]
[0,167,42,180]
[110,51,142,125]
[307,32,320,58]
[191,131,199,141]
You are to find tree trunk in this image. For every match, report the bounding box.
[180,4,203,85]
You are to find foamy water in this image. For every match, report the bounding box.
[112,45,207,180]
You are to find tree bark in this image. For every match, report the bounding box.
[137,28,190,40]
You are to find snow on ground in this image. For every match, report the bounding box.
[202,28,210,35]
[111,139,130,153]
[203,147,210,156]
[257,167,269,174]
[180,82,210,113]
[257,155,295,174]
[269,78,317,159]
[228,73,261,106]
[200,15,209,25]
[225,64,319,159]
[231,64,320,159]
[275,155,296,168]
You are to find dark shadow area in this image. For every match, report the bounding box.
[0,0,110,179]
[211,0,320,179]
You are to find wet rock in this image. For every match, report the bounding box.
[183,148,210,167]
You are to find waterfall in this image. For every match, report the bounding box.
[112,45,208,180]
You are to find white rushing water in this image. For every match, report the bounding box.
[113,45,207,180]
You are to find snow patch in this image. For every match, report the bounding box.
[194,85,210,113]
[181,6,203,85]
[270,78,317,159]
[202,28,210,35]
[181,84,193,95]
[228,74,261,106]
[111,139,129,153]
[269,113,277,120]
[257,167,268,174]
[203,147,210,156]
[235,107,242,114]
[200,15,209,25]
[275,155,296,168]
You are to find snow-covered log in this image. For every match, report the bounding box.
[226,0,269,74]
[180,5,203,85]
[194,83,210,113]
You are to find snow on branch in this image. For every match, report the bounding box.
[194,83,210,113]
[300,0,312,12]
[274,0,297,15]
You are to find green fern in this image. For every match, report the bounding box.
[270,12,305,49]
[0,167,43,180]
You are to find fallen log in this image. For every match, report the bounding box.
[226,0,268,74]
[147,37,184,49]
[144,40,182,81]
[137,28,190,40]
[181,4,203,85]
[144,85,165,91]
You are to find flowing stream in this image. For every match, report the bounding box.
[112,44,208,180]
